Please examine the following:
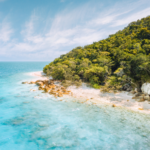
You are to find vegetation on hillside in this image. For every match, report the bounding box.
[43,16,150,92]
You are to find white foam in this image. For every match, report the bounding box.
[26,71,48,81]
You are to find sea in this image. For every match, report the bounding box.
[0,62,150,150]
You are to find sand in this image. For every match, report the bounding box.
[27,71,150,114]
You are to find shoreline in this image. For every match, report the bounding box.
[26,71,150,114]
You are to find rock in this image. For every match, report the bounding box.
[49,84,55,89]
[138,96,144,99]
[61,87,65,90]
[144,95,150,100]
[141,83,150,95]
[58,92,63,97]
[44,80,49,84]
[112,104,116,107]
[36,82,43,86]
[138,98,145,102]
[22,81,28,84]
[122,83,132,91]
[126,87,132,92]
[132,96,143,100]
[63,92,70,95]
[45,86,52,93]
[29,81,35,84]
[135,93,142,97]
[115,68,124,77]
[131,91,136,94]
[39,86,44,90]
[48,84,52,87]
[62,89,67,93]
[49,90,57,95]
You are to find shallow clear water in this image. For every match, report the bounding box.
[0,62,150,150]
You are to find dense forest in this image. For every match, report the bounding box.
[43,16,150,92]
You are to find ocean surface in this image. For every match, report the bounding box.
[0,62,150,150]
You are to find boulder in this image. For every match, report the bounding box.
[130,91,136,94]
[138,98,145,102]
[135,93,142,97]
[112,104,116,107]
[62,89,67,93]
[22,81,28,84]
[43,80,48,84]
[132,96,143,100]
[36,82,43,86]
[48,85,52,88]
[126,87,132,92]
[49,81,54,85]
[49,90,57,95]
[51,84,56,88]
[29,81,35,84]
[144,95,150,101]
[44,87,50,92]
[58,92,63,97]
[141,83,150,95]
[122,83,132,91]
[39,86,44,90]
[63,92,69,95]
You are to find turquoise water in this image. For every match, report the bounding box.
[0,62,150,150]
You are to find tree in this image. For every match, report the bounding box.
[43,16,150,90]
[122,54,150,92]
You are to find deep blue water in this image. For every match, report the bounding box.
[0,62,150,150]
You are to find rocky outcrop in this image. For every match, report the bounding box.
[23,79,71,98]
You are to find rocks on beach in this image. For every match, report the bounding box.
[22,79,72,98]
[22,78,150,112]
[132,92,150,103]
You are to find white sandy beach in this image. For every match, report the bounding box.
[27,71,150,114]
